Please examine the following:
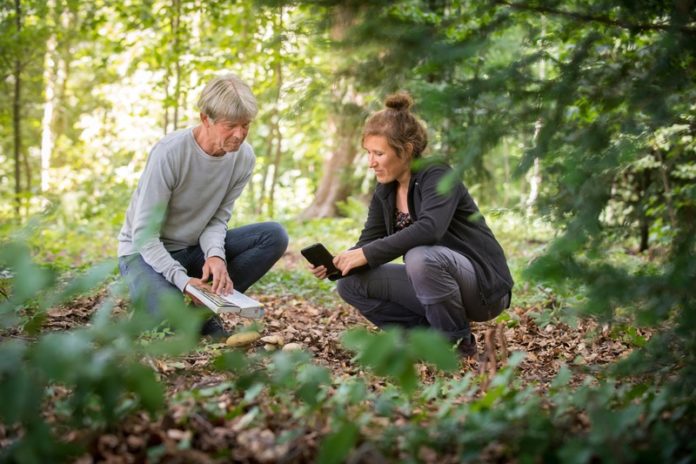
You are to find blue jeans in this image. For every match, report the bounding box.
[337,246,509,342]
[118,222,288,317]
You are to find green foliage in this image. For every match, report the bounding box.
[208,326,694,462]
[250,214,364,305]
[0,237,200,462]
[253,264,343,308]
[2,0,695,461]
[317,420,359,464]
[342,327,459,392]
[312,0,696,431]
[2,231,694,462]
[0,0,340,229]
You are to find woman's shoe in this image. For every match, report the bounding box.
[455,333,477,358]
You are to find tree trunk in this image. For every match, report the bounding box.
[255,132,274,215]
[525,145,541,216]
[40,0,57,194]
[41,3,71,194]
[55,21,72,136]
[502,138,510,208]
[22,143,32,215]
[267,122,283,218]
[163,70,170,134]
[12,0,23,219]
[172,0,182,130]
[267,9,284,218]
[300,6,362,219]
[300,109,361,219]
[655,149,677,229]
[638,170,651,252]
[525,18,546,216]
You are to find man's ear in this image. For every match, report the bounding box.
[200,113,210,126]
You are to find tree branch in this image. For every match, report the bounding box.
[496,0,696,36]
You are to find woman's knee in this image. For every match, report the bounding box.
[336,275,363,304]
[404,246,441,280]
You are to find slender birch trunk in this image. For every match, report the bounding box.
[40,0,57,194]
[172,0,182,130]
[525,18,545,216]
[267,8,284,218]
[12,0,23,219]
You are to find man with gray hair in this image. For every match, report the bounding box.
[118,74,288,339]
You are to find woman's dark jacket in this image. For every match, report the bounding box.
[357,164,513,306]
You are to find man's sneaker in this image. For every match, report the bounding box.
[455,333,477,359]
[200,314,229,341]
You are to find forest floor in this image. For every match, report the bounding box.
[5,250,644,463]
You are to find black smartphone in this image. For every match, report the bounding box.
[301,243,341,280]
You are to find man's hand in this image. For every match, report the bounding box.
[201,256,234,295]
[184,277,208,305]
[333,248,367,275]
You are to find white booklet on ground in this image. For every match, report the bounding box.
[186,284,264,319]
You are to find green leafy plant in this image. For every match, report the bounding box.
[0,238,200,462]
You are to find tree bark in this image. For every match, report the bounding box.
[12,0,23,219]
[40,0,57,194]
[163,69,170,134]
[502,138,510,208]
[255,130,275,215]
[267,9,284,218]
[525,146,541,216]
[40,1,72,195]
[267,122,283,218]
[655,150,677,230]
[525,19,546,216]
[172,0,182,130]
[300,6,362,219]
[22,142,32,214]
[300,107,361,219]
[638,169,651,252]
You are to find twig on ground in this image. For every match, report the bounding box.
[486,328,497,377]
[479,327,499,391]
[497,324,508,361]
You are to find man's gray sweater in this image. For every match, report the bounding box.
[117,128,255,291]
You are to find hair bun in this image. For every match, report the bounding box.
[384,92,413,112]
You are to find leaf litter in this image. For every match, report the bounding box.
[2,255,648,463]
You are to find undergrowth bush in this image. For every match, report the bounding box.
[0,239,201,463]
[1,213,694,463]
[211,328,695,463]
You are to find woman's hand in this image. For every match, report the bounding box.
[309,264,329,280]
[333,248,367,275]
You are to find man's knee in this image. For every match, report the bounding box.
[119,255,180,317]
[263,221,289,254]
